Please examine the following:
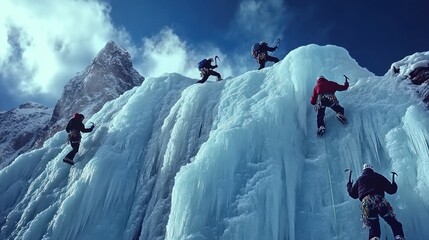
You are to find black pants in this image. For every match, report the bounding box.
[65,142,80,160]
[197,70,221,83]
[317,104,344,128]
[361,195,405,239]
[258,55,280,70]
[368,216,404,239]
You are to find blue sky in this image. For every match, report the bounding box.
[0,0,428,111]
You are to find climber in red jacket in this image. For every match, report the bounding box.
[310,75,349,136]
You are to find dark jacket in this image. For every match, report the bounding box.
[347,168,398,201]
[310,77,349,105]
[259,43,277,53]
[66,118,93,137]
[201,60,217,70]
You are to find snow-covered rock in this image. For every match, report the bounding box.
[0,102,52,168]
[391,51,429,106]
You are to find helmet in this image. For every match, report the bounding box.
[208,58,213,62]
[74,113,85,120]
[318,75,325,79]
[363,163,373,170]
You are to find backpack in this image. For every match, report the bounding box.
[251,43,261,58]
[197,59,208,69]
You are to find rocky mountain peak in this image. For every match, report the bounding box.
[32,41,144,148]
[51,41,144,123]
[93,41,132,67]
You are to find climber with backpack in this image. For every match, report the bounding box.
[347,164,406,240]
[310,75,349,136]
[196,56,222,83]
[63,113,95,165]
[251,39,280,70]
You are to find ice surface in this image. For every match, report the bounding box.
[1,45,428,240]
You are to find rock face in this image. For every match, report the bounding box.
[0,41,145,167]
[408,66,429,85]
[0,102,52,168]
[51,41,144,125]
[391,51,429,106]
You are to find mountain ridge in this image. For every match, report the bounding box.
[0,41,145,168]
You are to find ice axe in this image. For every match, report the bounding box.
[391,171,398,183]
[214,56,220,65]
[345,168,353,183]
[275,38,281,48]
[343,75,350,84]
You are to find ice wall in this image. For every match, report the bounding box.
[1,45,428,240]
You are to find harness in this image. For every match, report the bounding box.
[199,68,209,77]
[360,194,395,229]
[315,93,339,110]
[68,129,81,144]
[255,52,267,63]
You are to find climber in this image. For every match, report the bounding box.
[63,113,95,165]
[251,40,280,70]
[197,58,222,83]
[310,75,349,136]
[347,164,405,240]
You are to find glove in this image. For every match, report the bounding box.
[347,181,352,189]
[214,65,218,69]
[274,46,278,50]
[314,104,320,112]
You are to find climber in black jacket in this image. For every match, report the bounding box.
[347,164,405,240]
[63,113,94,165]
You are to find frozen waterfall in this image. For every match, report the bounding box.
[1,45,428,240]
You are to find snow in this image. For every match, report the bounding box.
[1,44,428,240]
[12,102,51,127]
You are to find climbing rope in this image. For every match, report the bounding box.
[324,137,340,240]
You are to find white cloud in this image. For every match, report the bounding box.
[138,28,235,81]
[0,0,268,109]
[234,0,287,41]
[0,0,131,99]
